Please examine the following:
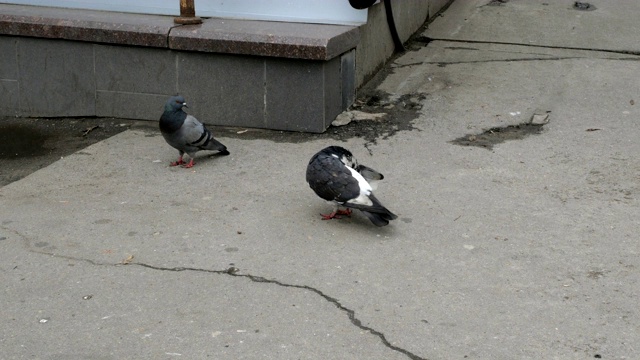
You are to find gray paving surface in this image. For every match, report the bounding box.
[426,0,640,52]
[2,1,640,359]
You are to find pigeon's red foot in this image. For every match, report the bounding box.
[170,158,186,166]
[183,159,195,168]
[321,212,340,220]
[320,208,351,220]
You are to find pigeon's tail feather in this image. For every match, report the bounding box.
[346,193,397,226]
[199,129,230,155]
[361,211,394,227]
[206,137,230,154]
[367,193,397,218]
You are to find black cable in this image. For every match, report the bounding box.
[348,0,405,53]
[383,0,405,52]
[349,0,377,9]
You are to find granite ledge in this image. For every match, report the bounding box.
[0,4,174,48]
[0,4,360,60]
[169,18,360,60]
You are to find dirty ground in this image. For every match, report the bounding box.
[0,118,151,187]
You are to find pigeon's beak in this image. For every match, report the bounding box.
[182,102,188,108]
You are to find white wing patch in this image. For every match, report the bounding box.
[346,166,373,206]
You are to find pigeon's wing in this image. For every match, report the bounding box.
[180,115,228,153]
[180,115,208,144]
[355,164,384,190]
[355,164,383,181]
[306,154,361,203]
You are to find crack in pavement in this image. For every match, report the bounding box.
[395,55,640,68]
[397,37,640,69]
[416,37,640,56]
[394,56,583,68]
[2,227,427,360]
[130,262,429,360]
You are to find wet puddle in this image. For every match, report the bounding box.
[450,121,547,150]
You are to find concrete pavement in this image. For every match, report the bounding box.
[1,1,639,359]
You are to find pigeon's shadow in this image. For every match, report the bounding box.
[311,207,399,237]
[166,151,228,168]
[197,151,230,163]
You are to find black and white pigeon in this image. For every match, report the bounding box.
[306,146,397,226]
[159,95,229,168]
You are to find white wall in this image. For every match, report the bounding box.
[6,0,368,25]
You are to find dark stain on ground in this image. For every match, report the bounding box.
[450,122,546,150]
[486,0,509,6]
[0,124,49,158]
[0,117,140,187]
[405,35,433,51]
[335,91,425,145]
[573,2,596,11]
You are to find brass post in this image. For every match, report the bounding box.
[174,0,202,25]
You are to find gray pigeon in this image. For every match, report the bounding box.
[159,95,229,168]
[306,146,397,226]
